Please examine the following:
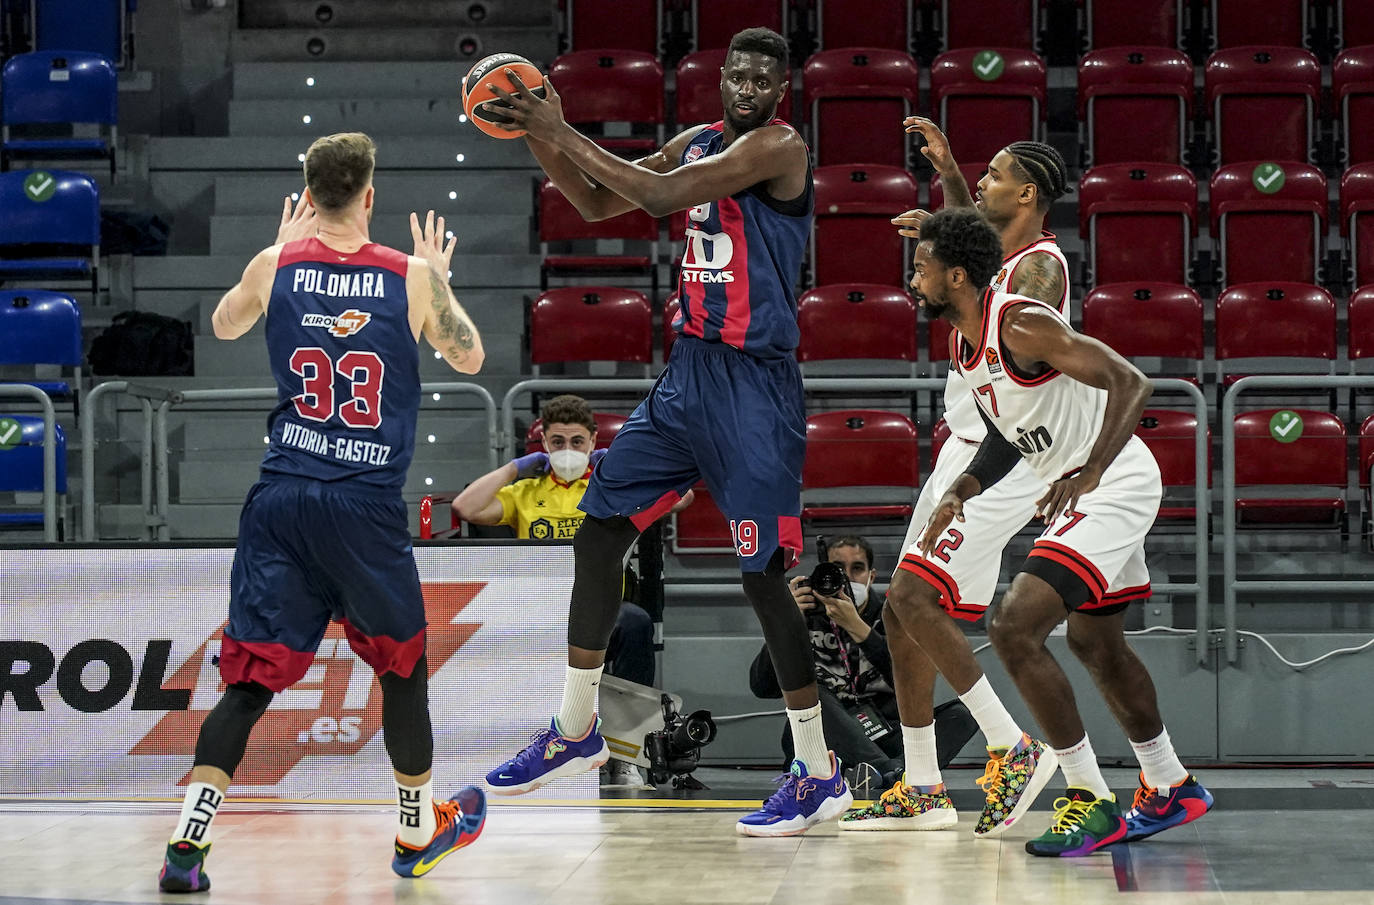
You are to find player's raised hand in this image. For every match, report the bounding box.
[891,207,931,239]
[904,116,959,173]
[918,490,965,558]
[275,192,317,244]
[486,72,567,142]
[410,210,457,274]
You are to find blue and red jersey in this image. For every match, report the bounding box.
[259,237,419,492]
[672,121,813,360]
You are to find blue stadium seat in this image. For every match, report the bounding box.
[0,414,67,533]
[2,51,117,178]
[34,0,126,66]
[0,169,99,300]
[0,289,82,406]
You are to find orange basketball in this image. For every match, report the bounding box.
[462,52,545,139]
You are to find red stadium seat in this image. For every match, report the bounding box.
[693,0,786,52]
[928,162,986,209]
[1350,286,1374,363]
[940,0,1038,51]
[930,49,1047,168]
[671,484,734,553]
[796,284,917,364]
[549,51,665,154]
[802,49,920,168]
[1082,0,1182,49]
[1081,283,1204,381]
[565,0,662,54]
[1206,0,1309,49]
[1078,47,1193,167]
[1215,283,1337,388]
[1335,48,1374,165]
[675,48,794,129]
[1204,47,1320,166]
[1210,162,1326,287]
[1079,163,1197,285]
[538,178,658,290]
[812,164,919,287]
[802,410,920,522]
[818,0,914,52]
[1341,164,1374,287]
[1233,409,1347,528]
[1136,409,1210,521]
[1338,2,1374,50]
[525,412,627,453]
[528,287,653,369]
[928,317,952,365]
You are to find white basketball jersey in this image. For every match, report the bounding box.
[954,290,1107,483]
[942,233,1071,442]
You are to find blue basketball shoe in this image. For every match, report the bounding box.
[736,753,854,837]
[1123,773,1214,841]
[391,786,487,878]
[485,716,610,796]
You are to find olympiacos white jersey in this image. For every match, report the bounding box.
[953,289,1107,483]
[942,233,1070,442]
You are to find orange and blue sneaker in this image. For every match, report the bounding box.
[391,787,487,878]
[973,734,1059,838]
[158,839,211,893]
[484,716,610,795]
[839,779,958,831]
[736,753,853,837]
[1124,773,1213,841]
[1025,789,1127,857]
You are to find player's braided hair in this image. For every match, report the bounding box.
[920,208,1003,289]
[1005,141,1071,212]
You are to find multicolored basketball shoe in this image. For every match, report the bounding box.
[391,787,487,878]
[736,754,854,837]
[1025,789,1127,857]
[485,716,610,795]
[973,735,1059,837]
[839,780,958,831]
[1124,774,1214,841]
[158,839,211,893]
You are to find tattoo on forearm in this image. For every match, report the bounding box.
[1009,254,1065,307]
[428,267,476,359]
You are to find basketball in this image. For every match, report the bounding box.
[462,52,545,139]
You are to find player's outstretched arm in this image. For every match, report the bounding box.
[408,210,484,374]
[212,195,314,339]
[905,116,973,209]
[524,129,696,222]
[1001,305,1153,521]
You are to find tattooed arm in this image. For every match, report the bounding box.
[407,210,484,374]
[1007,250,1068,311]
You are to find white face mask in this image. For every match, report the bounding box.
[549,448,590,481]
[850,579,870,611]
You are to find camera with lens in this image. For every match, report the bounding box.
[645,694,717,789]
[805,535,853,599]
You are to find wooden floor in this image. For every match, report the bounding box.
[3,800,1373,905]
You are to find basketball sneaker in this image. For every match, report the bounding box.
[391,787,487,878]
[158,839,211,893]
[973,735,1059,838]
[839,779,958,831]
[736,753,853,837]
[1024,789,1127,857]
[485,716,610,795]
[1123,774,1213,841]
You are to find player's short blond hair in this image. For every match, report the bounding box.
[303,132,376,213]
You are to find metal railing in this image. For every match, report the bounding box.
[1220,375,1374,663]
[0,384,58,541]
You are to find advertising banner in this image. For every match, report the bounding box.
[0,545,592,800]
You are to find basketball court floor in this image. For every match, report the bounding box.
[3,767,1372,905]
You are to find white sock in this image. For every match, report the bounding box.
[395,778,437,847]
[1055,736,1112,800]
[1130,728,1188,791]
[958,675,1024,751]
[170,782,223,846]
[555,664,602,739]
[901,723,943,789]
[787,703,832,775]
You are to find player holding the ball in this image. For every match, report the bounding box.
[479,28,852,837]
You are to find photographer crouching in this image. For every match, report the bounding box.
[749,536,976,795]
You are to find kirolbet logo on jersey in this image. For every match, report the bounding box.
[300,308,373,337]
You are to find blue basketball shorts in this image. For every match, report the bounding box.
[220,476,427,692]
[579,335,805,571]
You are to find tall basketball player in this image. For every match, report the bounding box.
[477,28,854,836]
[843,125,1075,835]
[156,132,488,892]
[915,207,1212,857]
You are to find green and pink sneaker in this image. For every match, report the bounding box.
[839,779,958,831]
[973,735,1059,838]
[1025,789,1127,857]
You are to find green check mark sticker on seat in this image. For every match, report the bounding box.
[1252,162,1285,194]
[973,50,1004,81]
[23,170,55,202]
[0,418,20,450]
[1269,410,1302,443]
